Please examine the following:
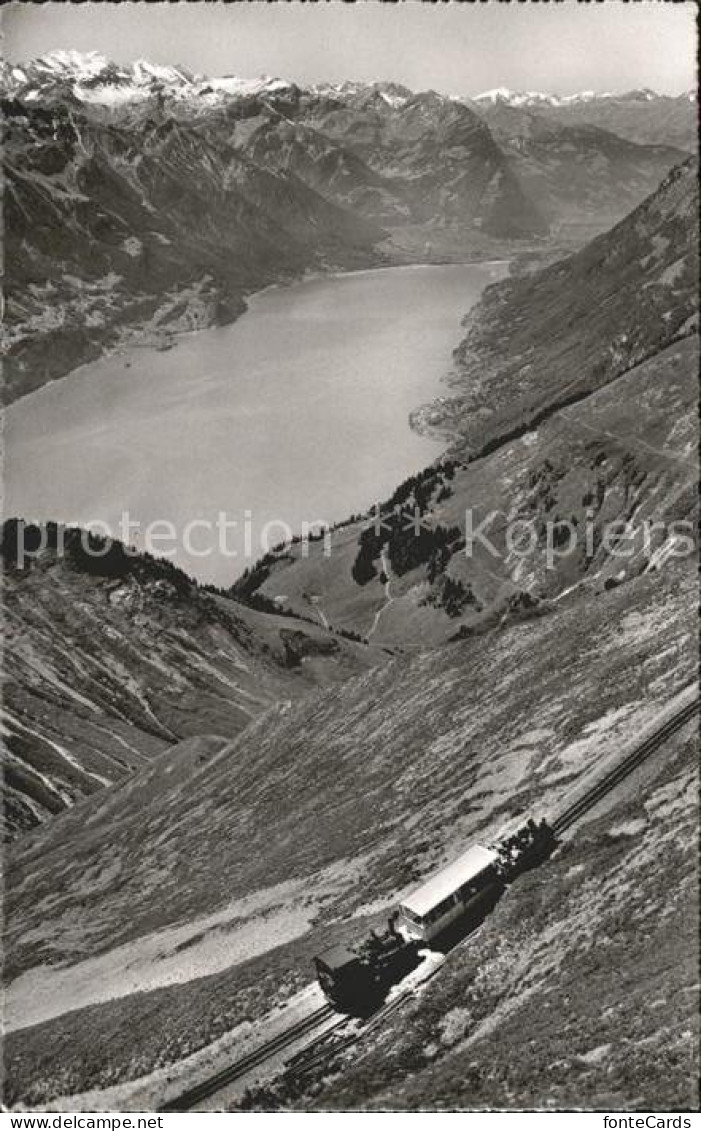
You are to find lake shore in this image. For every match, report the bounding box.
[80,255,513,392]
[5,263,506,586]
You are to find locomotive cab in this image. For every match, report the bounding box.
[314,945,380,1012]
[314,927,420,1014]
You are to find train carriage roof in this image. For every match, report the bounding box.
[314,944,360,972]
[399,844,499,918]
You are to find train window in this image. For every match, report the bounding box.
[429,896,454,922]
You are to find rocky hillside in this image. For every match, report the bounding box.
[289,83,547,238]
[297,83,684,245]
[2,55,687,401]
[2,57,698,1115]
[235,159,699,648]
[1,522,382,840]
[478,112,684,243]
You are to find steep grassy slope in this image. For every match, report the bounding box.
[246,333,697,649]
[3,563,696,1105]
[1,524,381,839]
[283,722,698,1112]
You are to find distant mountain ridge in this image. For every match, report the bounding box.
[472,86,695,108]
[4,53,694,111]
[2,51,295,106]
[469,86,697,152]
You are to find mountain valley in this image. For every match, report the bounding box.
[1,47,699,1116]
[2,55,692,402]
[237,158,699,649]
[471,86,697,151]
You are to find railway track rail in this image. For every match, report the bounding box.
[552,692,698,835]
[160,1004,337,1111]
[286,987,414,1079]
[161,688,698,1111]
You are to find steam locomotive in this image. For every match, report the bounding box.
[314,818,555,1012]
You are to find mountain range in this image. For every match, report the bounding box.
[2,54,693,402]
[470,86,697,150]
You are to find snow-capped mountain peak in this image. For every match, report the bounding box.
[2,51,300,107]
[206,74,293,98]
[472,86,682,109]
[33,49,112,80]
[309,80,412,108]
[3,54,694,134]
[131,59,195,88]
[473,88,558,107]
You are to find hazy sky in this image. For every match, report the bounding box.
[2,1,697,97]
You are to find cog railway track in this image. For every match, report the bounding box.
[161,688,698,1111]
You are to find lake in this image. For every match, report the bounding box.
[4,263,506,585]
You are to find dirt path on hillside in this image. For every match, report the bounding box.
[367,550,394,641]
